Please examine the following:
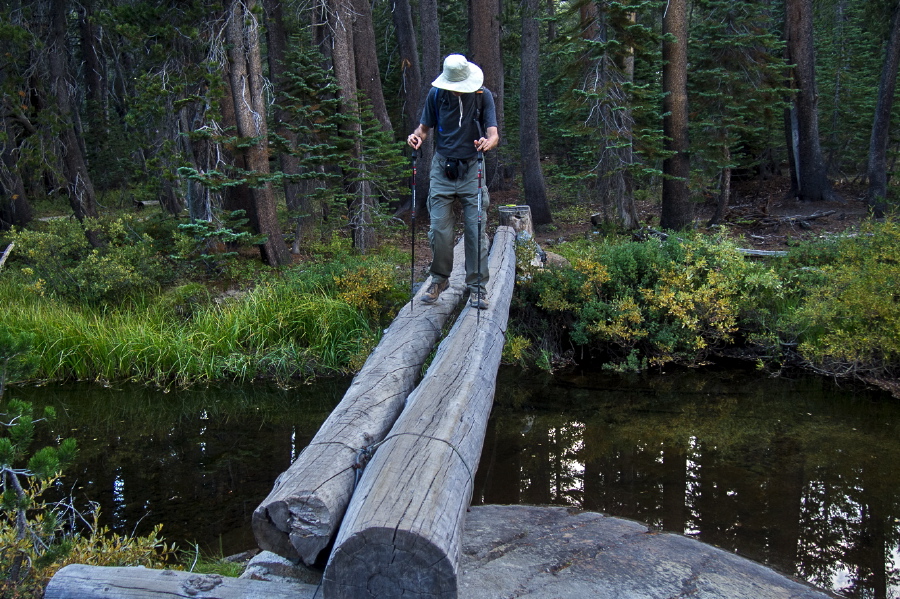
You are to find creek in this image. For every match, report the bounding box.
[13,365,899,598]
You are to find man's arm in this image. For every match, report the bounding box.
[475,126,499,152]
[407,124,430,149]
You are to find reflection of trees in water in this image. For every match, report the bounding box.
[13,370,900,595]
[482,367,900,598]
[17,381,345,556]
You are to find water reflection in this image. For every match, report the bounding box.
[12,368,899,597]
[18,380,347,556]
[474,367,900,598]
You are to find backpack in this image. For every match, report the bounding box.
[431,87,486,137]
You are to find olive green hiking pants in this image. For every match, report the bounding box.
[427,153,490,295]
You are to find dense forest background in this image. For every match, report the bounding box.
[1,0,899,265]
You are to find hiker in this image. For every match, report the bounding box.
[407,54,500,309]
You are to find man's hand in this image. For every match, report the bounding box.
[408,124,429,149]
[474,126,500,152]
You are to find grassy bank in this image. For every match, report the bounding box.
[1,215,898,395]
[0,218,407,387]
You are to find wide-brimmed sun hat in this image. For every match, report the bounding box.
[431,54,484,93]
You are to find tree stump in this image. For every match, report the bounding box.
[322,227,517,599]
[498,205,534,236]
[499,205,545,269]
[252,241,468,565]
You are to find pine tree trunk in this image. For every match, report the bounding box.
[0,116,33,229]
[264,0,311,251]
[224,0,291,267]
[660,0,693,230]
[392,0,422,136]
[417,0,441,212]
[79,0,107,142]
[352,0,392,133]
[327,0,376,251]
[520,0,552,225]
[49,0,103,248]
[784,0,836,202]
[866,2,900,212]
[470,0,506,190]
[709,149,731,227]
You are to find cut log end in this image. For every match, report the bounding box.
[498,205,534,237]
[252,493,335,564]
[323,527,457,599]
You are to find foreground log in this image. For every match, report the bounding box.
[44,564,318,599]
[252,241,468,565]
[322,226,516,599]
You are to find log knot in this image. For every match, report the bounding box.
[352,442,377,489]
[182,573,223,595]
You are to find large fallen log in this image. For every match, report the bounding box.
[737,248,788,257]
[252,241,468,565]
[43,564,319,599]
[322,226,517,599]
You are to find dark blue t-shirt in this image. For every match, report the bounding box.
[420,86,498,160]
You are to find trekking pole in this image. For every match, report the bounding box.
[410,150,417,311]
[476,149,484,326]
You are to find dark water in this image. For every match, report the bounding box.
[12,366,900,598]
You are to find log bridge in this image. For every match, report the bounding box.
[46,209,536,599]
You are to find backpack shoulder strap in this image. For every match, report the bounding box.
[431,87,443,122]
[474,87,485,137]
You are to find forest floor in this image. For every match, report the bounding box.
[406,174,875,275]
[536,174,873,252]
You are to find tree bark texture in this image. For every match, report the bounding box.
[520,0,552,225]
[224,0,292,267]
[253,242,469,565]
[866,2,900,211]
[393,0,422,135]
[322,227,516,599]
[326,0,376,251]
[660,0,693,230]
[45,564,319,599]
[79,0,107,136]
[784,0,835,202]
[585,1,639,231]
[49,0,103,247]
[470,0,506,190]
[0,116,33,230]
[352,0,392,132]
[391,0,425,216]
[708,161,732,227]
[416,0,441,211]
[263,0,309,251]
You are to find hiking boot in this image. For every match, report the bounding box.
[469,295,489,310]
[421,279,449,304]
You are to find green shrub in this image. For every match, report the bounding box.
[170,210,266,277]
[521,232,782,369]
[787,219,900,380]
[5,215,168,305]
